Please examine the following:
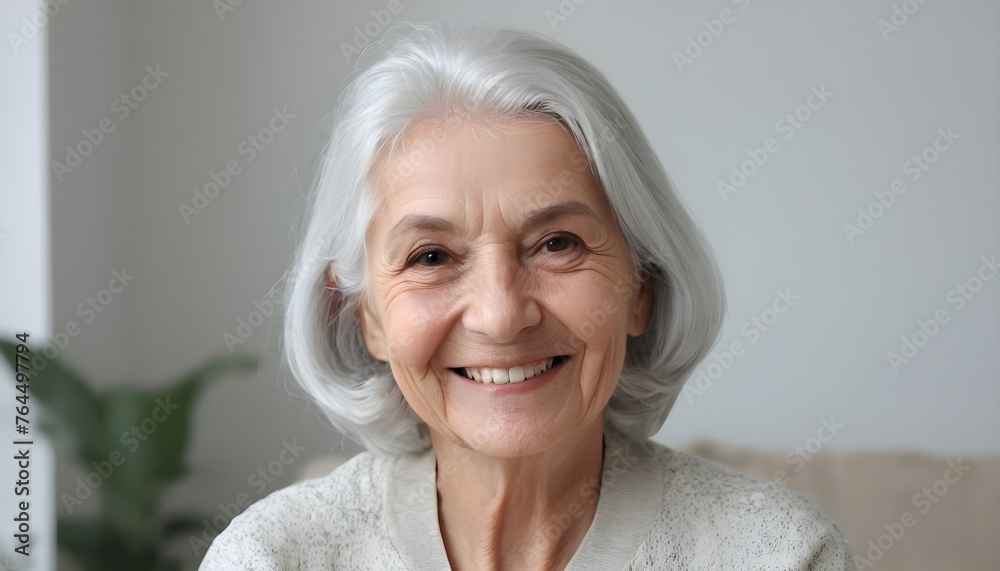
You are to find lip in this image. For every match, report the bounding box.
[449,355,568,394]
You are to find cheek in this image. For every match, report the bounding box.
[543,275,633,347]
[382,288,454,367]
[542,276,633,394]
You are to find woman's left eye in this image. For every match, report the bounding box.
[542,235,579,253]
[545,237,570,252]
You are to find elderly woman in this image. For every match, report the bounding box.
[203,24,853,570]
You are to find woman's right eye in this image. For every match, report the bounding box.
[411,249,449,267]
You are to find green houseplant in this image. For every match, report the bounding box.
[0,340,256,571]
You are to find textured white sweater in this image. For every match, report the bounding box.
[201,427,854,570]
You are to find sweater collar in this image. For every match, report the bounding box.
[383,427,663,569]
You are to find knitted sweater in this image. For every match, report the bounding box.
[201,427,854,569]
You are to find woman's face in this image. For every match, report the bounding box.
[359,116,653,458]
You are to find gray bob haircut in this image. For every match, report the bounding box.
[283,23,725,456]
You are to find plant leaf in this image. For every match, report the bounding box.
[93,355,257,532]
[58,519,154,571]
[0,339,102,461]
[160,513,213,540]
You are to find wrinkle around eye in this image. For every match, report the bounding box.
[395,248,464,286]
[530,234,590,271]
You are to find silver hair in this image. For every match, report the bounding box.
[283,23,726,456]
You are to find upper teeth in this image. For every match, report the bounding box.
[462,357,556,384]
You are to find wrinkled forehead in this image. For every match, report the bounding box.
[367,115,608,229]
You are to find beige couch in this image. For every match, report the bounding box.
[685,442,1000,571]
[302,445,1000,570]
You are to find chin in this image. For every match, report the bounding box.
[442,420,571,459]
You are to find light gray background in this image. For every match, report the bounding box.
[2,0,997,568]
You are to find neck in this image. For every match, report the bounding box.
[431,418,605,571]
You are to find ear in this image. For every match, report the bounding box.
[324,265,338,289]
[627,278,654,337]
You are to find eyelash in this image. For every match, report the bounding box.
[408,248,450,267]
[542,234,578,253]
[405,233,583,268]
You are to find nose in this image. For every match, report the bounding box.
[460,250,542,343]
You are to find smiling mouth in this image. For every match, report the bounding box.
[451,355,568,385]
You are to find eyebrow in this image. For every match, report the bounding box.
[522,200,599,228]
[383,200,600,259]
[385,214,456,246]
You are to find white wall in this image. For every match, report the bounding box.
[1,2,56,568]
[16,0,1000,564]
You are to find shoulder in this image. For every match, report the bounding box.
[634,440,854,570]
[199,451,395,570]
